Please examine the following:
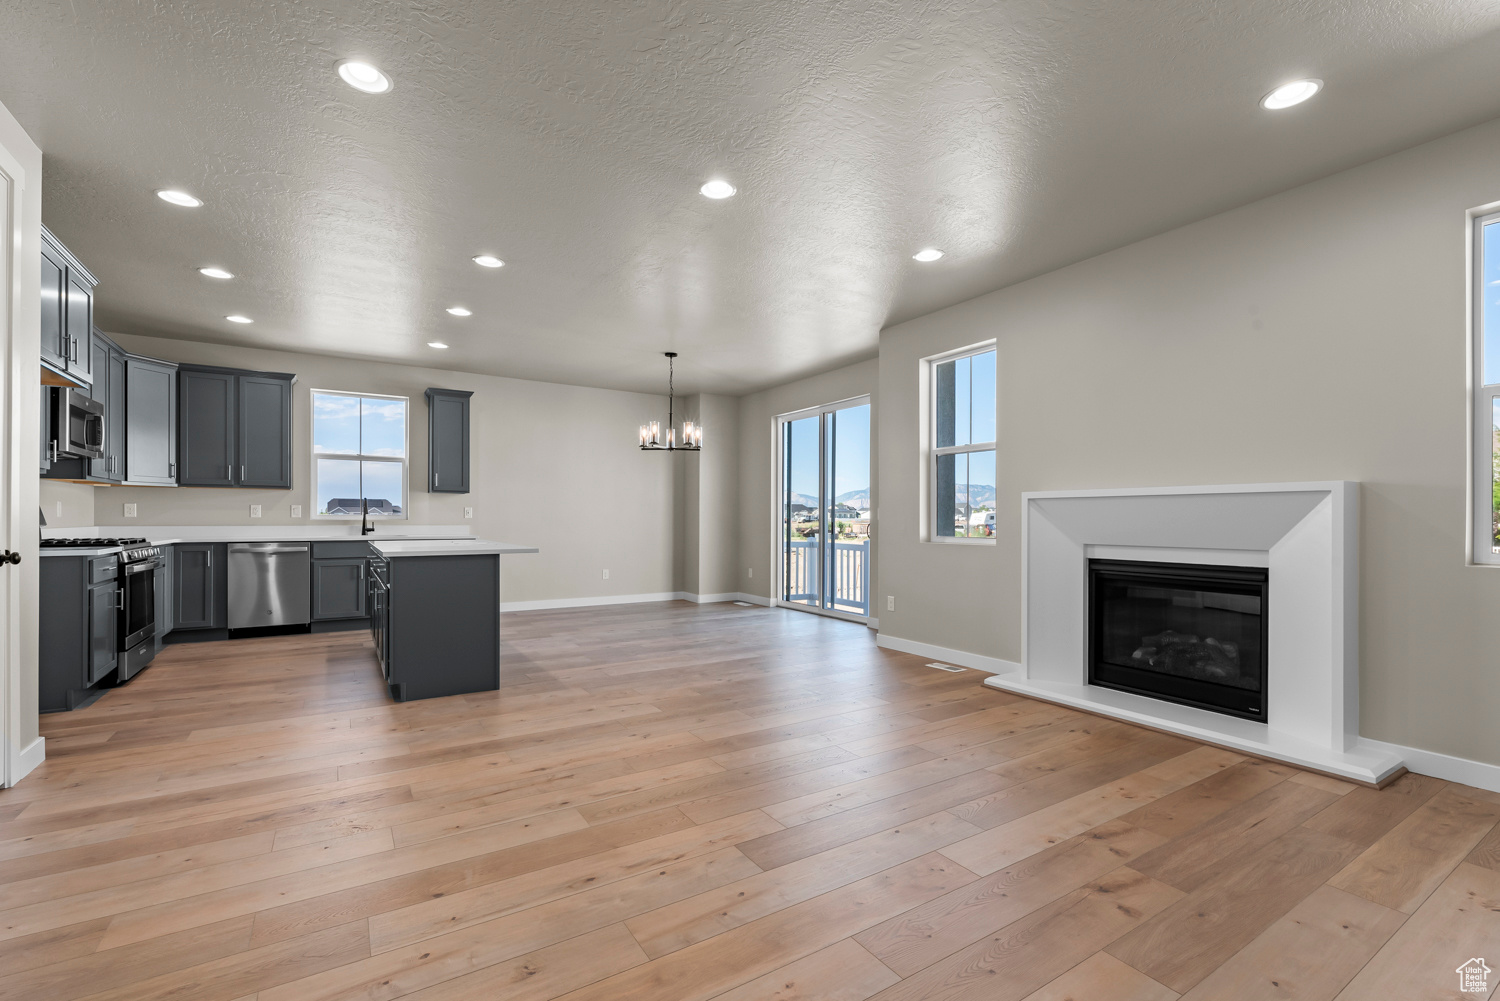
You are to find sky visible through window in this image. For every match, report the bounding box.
[313,392,407,515]
[785,404,871,509]
[1485,221,1500,387]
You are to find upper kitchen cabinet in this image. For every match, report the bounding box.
[425,388,472,493]
[40,226,96,385]
[124,355,178,485]
[177,364,294,488]
[42,329,125,484]
[238,375,292,488]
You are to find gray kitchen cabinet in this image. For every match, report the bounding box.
[373,552,500,702]
[40,237,66,370]
[105,340,126,481]
[153,558,170,651]
[312,558,367,620]
[178,368,236,486]
[40,226,96,382]
[88,579,119,684]
[125,356,178,484]
[84,332,124,482]
[40,554,119,712]
[178,365,294,488]
[238,375,292,488]
[425,388,472,493]
[174,543,227,630]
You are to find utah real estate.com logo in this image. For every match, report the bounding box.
[1458,957,1491,993]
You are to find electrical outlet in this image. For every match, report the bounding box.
[291,504,302,519]
[602,569,610,580]
[464,507,473,519]
[887,595,895,611]
[123,503,137,518]
[249,504,262,518]
[747,567,753,578]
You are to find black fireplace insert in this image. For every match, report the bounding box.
[1088,559,1268,722]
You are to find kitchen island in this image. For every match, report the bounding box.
[368,539,538,702]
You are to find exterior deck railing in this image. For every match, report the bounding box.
[784,538,869,615]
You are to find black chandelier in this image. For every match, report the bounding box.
[639,352,702,451]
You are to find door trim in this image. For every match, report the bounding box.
[0,129,28,786]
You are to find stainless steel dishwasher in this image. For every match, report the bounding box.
[227,543,311,629]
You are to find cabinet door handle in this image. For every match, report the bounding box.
[240,465,246,482]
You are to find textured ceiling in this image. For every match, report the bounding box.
[3,2,1500,394]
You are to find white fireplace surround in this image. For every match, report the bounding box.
[983,481,1404,785]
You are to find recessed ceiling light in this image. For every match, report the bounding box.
[446,306,472,317]
[337,60,393,94]
[156,189,202,208]
[472,255,504,268]
[1260,79,1322,110]
[427,341,449,349]
[700,179,736,199]
[225,315,253,324]
[912,248,945,262]
[198,267,234,280]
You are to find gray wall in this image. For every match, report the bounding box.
[876,115,1500,767]
[737,359,878,603]
[98,334,678,605]
[39,481,94,529]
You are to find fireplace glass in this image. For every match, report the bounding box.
[1088,559,1268,721]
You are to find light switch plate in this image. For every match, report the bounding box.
[602,569,610,580]
[291,504,302,518]
[54,501,62,518]
[887,595,895,611]
[748,567,753,578]
[123,503,137,518]
[250,504,262,518]
[464,507,473,519]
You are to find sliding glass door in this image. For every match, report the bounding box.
[780,398,871,618]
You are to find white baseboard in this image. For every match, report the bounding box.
[500,592,681,612]
[1358,737,1500,794]
[679,591,771,605]
[500,591,775,612]
[874,633,1019,675]
[6,736,44,787]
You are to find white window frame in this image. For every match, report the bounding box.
[309,388,410,521]
[1472,209,1500,565]
[925,341,997,545]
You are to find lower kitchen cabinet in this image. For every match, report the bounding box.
[173,543,227,632]
[40,555,120,712]
[312,558,366,620]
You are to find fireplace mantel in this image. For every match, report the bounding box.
[984,481,1404,785]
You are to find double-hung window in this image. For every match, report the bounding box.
[931,344,997,541]
[1474,213,1500,563]
[311,390,409,519]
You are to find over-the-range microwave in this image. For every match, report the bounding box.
[50,387,104,461]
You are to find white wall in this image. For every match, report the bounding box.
[676,393,741,598]
[875,115,1500,767]
[99,334,678,605]
[737,359,878,603]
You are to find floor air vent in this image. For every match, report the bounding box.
[927,662,966,672]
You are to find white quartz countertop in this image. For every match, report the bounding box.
[39,546,123,558]
[369,539,539,558]
[41,525,475,545]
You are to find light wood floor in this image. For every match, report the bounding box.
[4,601,1499,1001]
